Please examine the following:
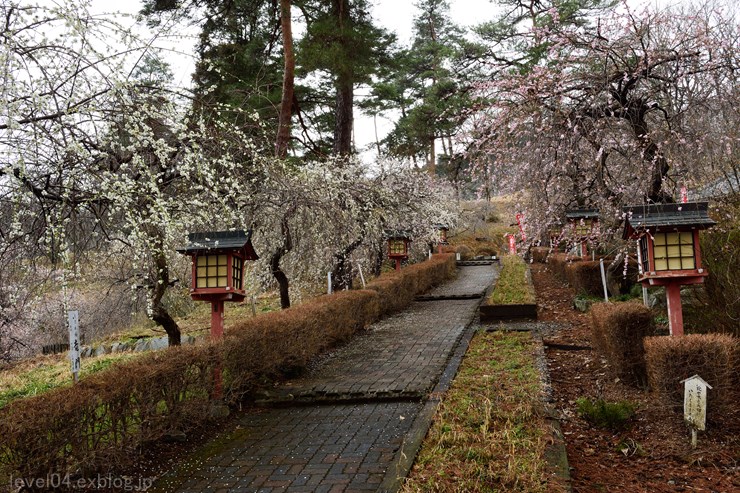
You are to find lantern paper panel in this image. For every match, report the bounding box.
[197,255,229,288]
[389,239,407,255]
[232,256,243,290]
[653,232,695,271]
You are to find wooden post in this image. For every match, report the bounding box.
[665,283,684,336]
[210,301,225,340]
[210,300,225,400]
[394,258,401,271]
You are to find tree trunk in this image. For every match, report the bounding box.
[334,76,353,155]
[331,238,363,291]
[150,250,181,346]
[275,0,295,158]
[270,251,291,309]
[630,105,672,203]
[271,210,294,309]
[428,135,436,175]
[332,0,353,155]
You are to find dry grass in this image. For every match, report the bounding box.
[487,255,536,305]
[402,331,553,493]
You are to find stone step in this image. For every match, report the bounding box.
[414,292,485,301]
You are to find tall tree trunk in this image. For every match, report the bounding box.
[428,136,436,175]
[150,249,181,346]
[275,0,295,158]
[333,0,353,155]
[334,76,353,155]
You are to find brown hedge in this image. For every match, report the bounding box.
[590,302,654,386]
[644,334,738,415]
[0,254,455,482]
[547,253,578,282]
[530,247,550,263]
[565,260,605,297]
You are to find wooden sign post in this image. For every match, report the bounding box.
[67,310,81,384]
[681,375,712,449]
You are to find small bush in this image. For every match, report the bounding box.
[644,334,738,414]
[530,247,550,263]
[547,253,576,282]
[576,397,637,431]
[565,260,607,297]
[454,244,473,260]
[590,302,654,386]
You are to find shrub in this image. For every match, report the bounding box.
[565,260,605,297]
[644,334,738,415]
[692,199,740,335]
[547,253,576,282]
[576,397,637,431]
[590,302,654,386]
[530,247,550,263]
[454,244,473,260]
[0,254,456,483]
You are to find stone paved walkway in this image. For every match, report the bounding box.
[154,265,497,493]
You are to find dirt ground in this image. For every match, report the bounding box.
[531,263,739,493]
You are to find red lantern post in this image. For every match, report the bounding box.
[566,208,600,257]
[623,203,715,336]
[435,224,449,254]
[386,230,412,271]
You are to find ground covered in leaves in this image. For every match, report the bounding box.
[532,263,739,493]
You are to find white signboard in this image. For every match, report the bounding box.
[68,310,81,381]
[682,374,711,431]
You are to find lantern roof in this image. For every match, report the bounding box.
[435,223,449,230]
[177,229,259,259]
[384,229,412,240]
[622,202,715,239]
[565,208,600,220]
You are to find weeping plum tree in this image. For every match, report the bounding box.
[0,1,256,347]
[467,0,740,238]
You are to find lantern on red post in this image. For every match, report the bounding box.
[507,234,517,254]
[385,230,412,271]
[548,221,564,252]
[177,230,259,339]
[435,224,449,254]
[623,202,715,336]
[565,208,600,257]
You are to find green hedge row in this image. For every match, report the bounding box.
[0,254,456,482]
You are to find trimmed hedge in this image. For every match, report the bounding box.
[0,254,456,482]
[530,246,550,263]
[565,260,604,297]
[547,253,576,282]
[590,302,654,386]
[644,334,738,414]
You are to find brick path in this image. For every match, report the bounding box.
[154,265,496,493]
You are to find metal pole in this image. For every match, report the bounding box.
[327,272,333,295]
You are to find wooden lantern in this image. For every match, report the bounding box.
[623,202,715,336]
[565,208,600,257]
[178,230,258,339]
[548,221,564,252]
[385,230,412,271]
